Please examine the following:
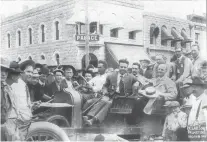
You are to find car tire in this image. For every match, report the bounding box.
[25,121,69,141]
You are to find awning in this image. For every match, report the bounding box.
[171,28,184,41]
[105,43,150,67]
[181,30,193,43]
[161,27,174,40]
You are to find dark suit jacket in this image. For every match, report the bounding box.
[46,81,68,96]
[103,72,138,96]
[139,65,153,79]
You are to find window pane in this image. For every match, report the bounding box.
[99,25,103,35]
[90,22,97,34]
[41,25,45,42]
[29,28,32,44]
[110,29,118,37]
[18,31,21,46]
[80,24,85,34]
[129,31,136,39]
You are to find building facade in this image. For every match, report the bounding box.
[187,13,206,58]
[1,0,149,69]
[143,12,193,61]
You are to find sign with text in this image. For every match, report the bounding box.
[75,35,99,41]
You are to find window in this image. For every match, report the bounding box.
[129,31,136,40]
[150,24,156,44]
[76,24,78,35]
[41,25,45,42]
[110,28,118,37]
[17,31,21,46]
[28,28,32,44]
[161,26,168,46]
[80,23,85,34]
[55,21,59,40]
[171,40,176,47]
[195,33,199,41]
[7,33,10,48]
[181,41,186,48]
[99,25,103,35]
[90,22,97,34]
[41,55,45,60]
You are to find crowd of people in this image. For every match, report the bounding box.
[1,44,207,141]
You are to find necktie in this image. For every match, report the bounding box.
[119,75,125,96]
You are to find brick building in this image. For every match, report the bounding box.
[143,12,193,61]
[0,0,149,69]
[187,13,206,58]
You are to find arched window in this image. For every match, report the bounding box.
[41,25,45,42]
[55,21,59,40]
[41,54,45,60]
[28,28,32,44]
[150,24,156,45]
[161,26,168,46]
[17,30,21,46]
[7,33,11,48]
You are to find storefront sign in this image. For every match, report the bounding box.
[76,35,99,41]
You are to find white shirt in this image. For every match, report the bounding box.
[116,73,126,93]
[39,80,45,86]
[188,92,207,126]
[66,80,73,90]
[11,79,32,121]
[89,74,107,92]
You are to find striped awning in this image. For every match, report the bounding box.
[171,28,184,41]
[181,30,193,43]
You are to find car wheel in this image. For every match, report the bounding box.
[25,121,69,141]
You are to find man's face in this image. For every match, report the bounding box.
[191,46,199,59]
[1,68,8,82]
[155,56,165,64]
[85,73,92,82]
[119,62,128,75]
[11,74,21,83]
[175,51,182,58]
[39,74,47,83]
[36,67,41,73]
[55,72,63,83]
[21,66,34,83]
[98,63,105,74]
[201,67,207,77]
[157,64,167,77]
[31,76,39,85]
[181,86,194,98]
[65,69,73,80]
[132,65,139,76]
[140,61,149,69]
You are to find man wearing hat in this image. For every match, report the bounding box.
[174,47,193,83]
[139,58,153,79]
[182,77,207,141]
[194,60,207,82]
[1,58,22,141]
[46,67,67,96]
[162,101,188,141]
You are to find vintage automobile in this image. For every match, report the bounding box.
[25,78,166,141]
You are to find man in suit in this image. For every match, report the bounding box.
[139,59,153,79]
[83,59,139,126]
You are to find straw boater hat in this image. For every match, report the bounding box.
[163,101,180,107]
[19,59,35,71]
[139,58,150,64]
[139,86,158,98]
[62,65,76,74]
[53,68,64,75]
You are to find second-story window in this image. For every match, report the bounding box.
[29,28,32,44]
[90,22,97,34]
[18,31,21,46]
[41,25,45,42]
[55,21,59,40]
[7,33,11,48]
[129,31,136,40]
[80,23,85,34]
[110,28,118,38]
[195,33,199,41]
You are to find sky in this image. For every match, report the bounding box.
[0,0,206,19]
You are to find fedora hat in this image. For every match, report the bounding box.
[9,61,23,73]
[163,101,180,107]
[62,65,76,74]
[82,70,94,77]
[139,59,150,64]
[39,66,49,75]
[1,57,11,70]
[19,59,35,71]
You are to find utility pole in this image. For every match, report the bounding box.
[84,0,90,68]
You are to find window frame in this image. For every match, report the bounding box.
[128,31,136,40]
[110,28,119,38]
